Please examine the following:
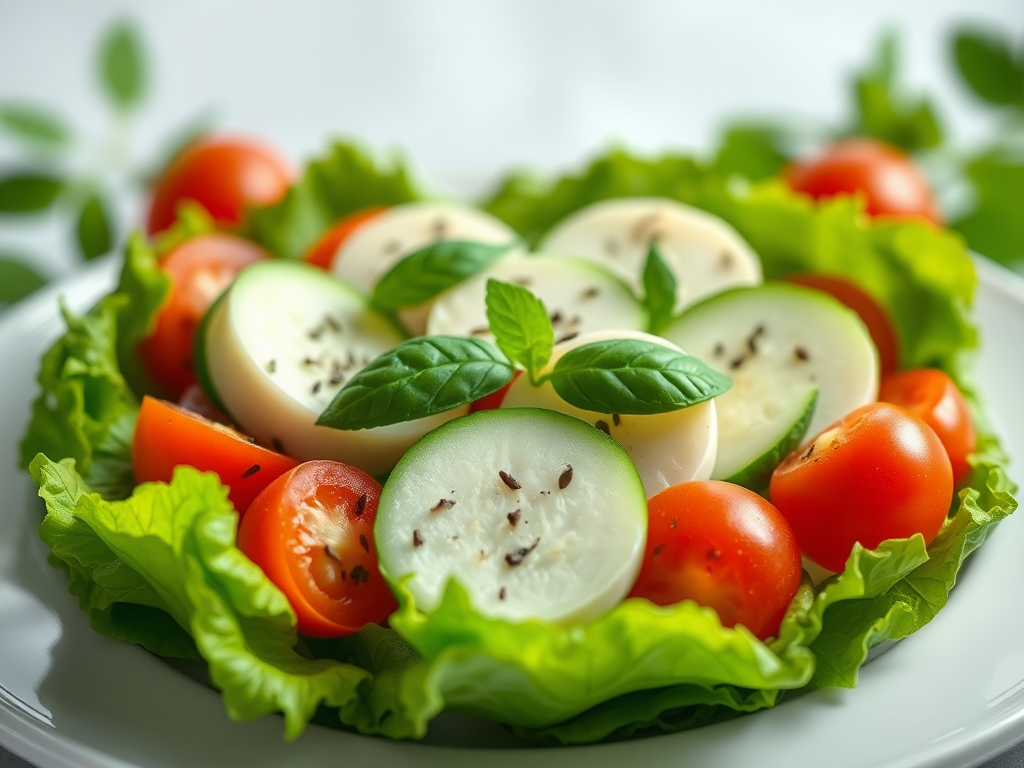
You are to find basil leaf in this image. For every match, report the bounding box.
[98,21,146,110]
[544,338,731,415]
[317,336,513,430]
[950,150,1024,266]
[372,241,515,310]
[0,103,70,149]
[0,173,64,213]
[952,28,1024,108]
[0,255,47,304]
[485,279,553,382]
[642,242,677,335]
[76,192,114,261]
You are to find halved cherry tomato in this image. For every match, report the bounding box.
[770,402,953,573]
[133,396,299,514]
[628,481,802,641]
[237,461,397,637]
[147,136,293,235]
[879,368,976,486]
[786,138,942,225]
[469,370,521,413]
[784,273,899,374]
[302,207,385,270]
[139,233,268,397]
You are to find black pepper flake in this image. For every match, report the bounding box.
[512,276,532,286]
[353,494,368,517]
[241,464,261,479]
[594,419,611,436]
[558,465,574,490]
[713,342,725,357]
[350,564,369,584]
[794,346,810,362]
[802,443,815,460]
[746,324,765,353]
[324,314,341,333]
[329,372,345,386]
[413,529,424,547]
[266,359,277,374]
[720,251,734,270]
[432,217,448,239]
[652,544,664,557]
[324,544,340,562]
[499,470,522,490]
[556,331,579,344]
[431,498,456,512]
[612,413,621,427]
[504,538,540,567]
[670,517,678,529]
[384,238,402,255]
[271,437,285,453]
[302,356,318,366]
[729,353,747,371]
[308,323,326,340]
[581,286,600,300]
[359,534,370,553]
[311,380,322,395]
[470,326,490,337]
[550,310,563,325]
[507,509,521,527]
[499,587,507,601]
[707,549,722,560]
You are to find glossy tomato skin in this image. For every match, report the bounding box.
[786,139,942,225]
[469,371,521,413]
[628,481,802,641]
[770,402,953,573]
[147,136,293,234]
[138,233,268,398]
[302,207,385,270]
[879,368,976,487]
[784,273,899,374]
[237,461,397,638]
[132,396,299,514]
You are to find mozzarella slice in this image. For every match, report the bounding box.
[499,330,718,498]
[540,197,762,312]
[375,408,647,623]
[202,261,466,476]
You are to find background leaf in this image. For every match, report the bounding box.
[952,28,1024,108]
[0,103,70,149]
[641,243,677,334]
[0,173,64,213]
[951,150,1024,265]
[0,255,47,304]
[76,192,114,260]
[98,21,147,110]
[372,241,513,309]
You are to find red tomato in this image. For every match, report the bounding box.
[879,368,976,487]
[178,383,232,424]
[784,273,899,374]
[469,371,521,413]
[237,461,397,637]
[770,402,953,573]
[133,396,299,515]
[628,481,802,641]
[147,136,293,235]
[302,207,385,270]
[786,139,942,225]
[139,233,268,397]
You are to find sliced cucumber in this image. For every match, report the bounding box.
[331,201,521,335]
[539,197,762,312]
[201,260,466,476]
[375,408,647,623]
[661,283,878,482]
[499,330,718,498]
[426,251,646,342]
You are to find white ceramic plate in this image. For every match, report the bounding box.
[2,256,1023,768]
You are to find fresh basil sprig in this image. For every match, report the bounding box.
[317,336,514,430]
[641,242,677,335]
[485,279,554,384]
[543,338,731,415]
[372,240,517,310]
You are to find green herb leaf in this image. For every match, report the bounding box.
[0,255,47,304]
[152,200,215,256]
[0,173,64,213]
[76,192,114,260]
[98,21,146,110]
[543,338,731,415]
[711,123,791,182]
[317,336,514,430]
[951,149,1024,265]
[372,241,515,310]
[952,28,1024,108]
[0,103,70,149]
[641,242,677,334]
[485,279,554,382]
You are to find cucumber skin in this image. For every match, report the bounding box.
[192,288,230,415]
[720,389,818,494]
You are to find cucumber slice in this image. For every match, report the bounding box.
[499,330,718,498]
[661,283,878,481]
[201,260,466,476]
[376,408,647,623]
[426,252,646,342]
[539,197,762,312]
[331,201,521,335]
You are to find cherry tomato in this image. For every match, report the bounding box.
[784,273,899,374]
[147,136,293,235]
[237,461,397,637]
[133,396,299,515]
[302,207,385,270]
[628,481,802,641]
[770,402,953,573]
[786,139,942,225]
[879,368,976,487]
[469,371,521,413]
[139,233,268,397]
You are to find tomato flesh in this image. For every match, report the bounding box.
[628,481,802,641]
[879,368,976,486]
[237,461,397,637]
[132,396,299,515]
[770,402,953,573]
[302,207,385,270]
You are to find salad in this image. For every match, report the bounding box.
[17,135,1017,745]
